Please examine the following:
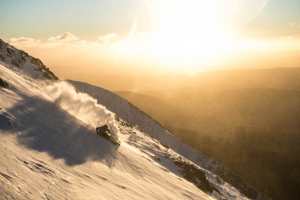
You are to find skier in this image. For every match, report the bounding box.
[96,125,120,146]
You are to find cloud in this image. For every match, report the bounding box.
[288,22,300,30]
[7,32,124,71]
[9,31,300,70]
[97,33,119,43]
[48,32,79,42]
[9,32,89,50]
[9,32,121,49]
[9,33,82,49]
[9,37,41,46]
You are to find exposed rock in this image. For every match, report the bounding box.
[0,54,5,62]
[0,39,58,80]
[213,165,261,199]
[0,40,3,49]
[6,47,15,57]
[30,57,44,67]
[172,156,217,194]
[11,58,20,68]
[0,78,9,88]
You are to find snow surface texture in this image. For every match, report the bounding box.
[0,39,256,200]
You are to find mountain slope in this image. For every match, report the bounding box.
[0,39,253,200]
[69,81,263,200]
[117,70,300,200]
[0,63,213,200]
[0,38,57,80]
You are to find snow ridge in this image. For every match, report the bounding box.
[0,38,57,80]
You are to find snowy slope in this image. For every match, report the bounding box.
[69,81,262,200]
[0,40,257,200]
[0,38,57,80]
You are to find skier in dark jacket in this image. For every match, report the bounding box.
[96,125,120,146]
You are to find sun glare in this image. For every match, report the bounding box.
[152,0,237,67]
[111,0,238,72]
[150,1,228,61]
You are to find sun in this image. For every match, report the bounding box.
[151,0,221,38]
[147,0,234,68]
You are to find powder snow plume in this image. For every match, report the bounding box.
[44,81,119,138]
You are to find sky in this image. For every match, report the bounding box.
[0,0,299,39]
[248,0,300,36]
[0,0,144,39]
[1,0,300,80]
[0,1,148,74]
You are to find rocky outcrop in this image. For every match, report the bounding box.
[0,78,9,88]
[0,39,58,80]
[172,156,216,194]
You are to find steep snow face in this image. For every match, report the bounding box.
[69,81,261,200]
[0,63,209,200]
[0,63,251,200]
[0,39,57,80]
[0,39,257,200]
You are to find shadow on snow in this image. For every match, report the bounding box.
[0,89,118,166]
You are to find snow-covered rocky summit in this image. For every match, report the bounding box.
[0,38,57,80]
[0,39,262,200]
